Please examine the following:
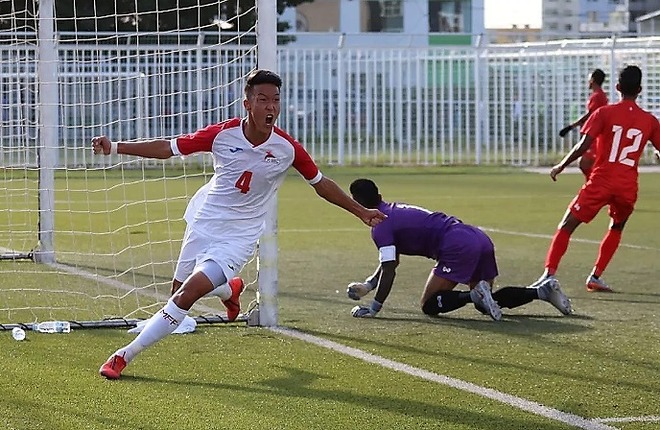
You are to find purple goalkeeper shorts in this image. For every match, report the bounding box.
[432,224,499,284]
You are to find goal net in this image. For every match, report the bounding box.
[0,0,275,330]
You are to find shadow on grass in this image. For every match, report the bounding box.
[123,368,571,430]
[293,323,659,396]
[578,292,660,305]
[583,296,660,306]
[0,396,156,430]
[370,311,592,336]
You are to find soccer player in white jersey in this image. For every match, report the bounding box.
[92,69,386,380]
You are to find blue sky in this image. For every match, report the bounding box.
[484,0,542,29]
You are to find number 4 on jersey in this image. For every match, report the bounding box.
[235,170,253,194]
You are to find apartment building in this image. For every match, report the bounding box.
[542,0,581,34]
[281,0,485,46]
[542,0,660,35]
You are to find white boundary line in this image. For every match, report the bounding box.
[31,263,645,429]
[595,416,660,423]
[271,326,619,430]
[12,249,646,429]
[8,228,653,428]
[478,227,660,251]
[278,227,660,252]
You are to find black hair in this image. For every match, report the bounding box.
[349,178,382,209]
[591,68,606,86]
[244,69,282,98]
[618,65,642,97]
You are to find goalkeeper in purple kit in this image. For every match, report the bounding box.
[347,178,573,320]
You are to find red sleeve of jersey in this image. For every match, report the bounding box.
[174,118,241,155]
[587,92,607,112]
[581,107,604,138]
[273,128,319,181]
[649,116,660,151]
[291,140,320,181]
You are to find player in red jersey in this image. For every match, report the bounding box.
[531,65,660,293]
[92,70,386,379]
[558,69,608,179]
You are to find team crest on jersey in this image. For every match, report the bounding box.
[264,150,280,164]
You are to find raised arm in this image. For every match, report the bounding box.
[311,176,386,227]
[572,111,593,129]
[550,133,594,181]
[559,111,593,137]
[92,135,174,159]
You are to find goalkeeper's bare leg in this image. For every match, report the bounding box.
[100,260,241,379]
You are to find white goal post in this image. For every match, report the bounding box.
[255,0,278,327]
[0,0,279,330]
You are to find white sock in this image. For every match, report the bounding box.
[113,298,188,364]
[204,283,231,300]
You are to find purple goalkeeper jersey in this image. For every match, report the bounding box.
[371,201,461,260]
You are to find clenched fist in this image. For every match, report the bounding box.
[92,135,112,155]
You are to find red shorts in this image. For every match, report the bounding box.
[569,181,636,224]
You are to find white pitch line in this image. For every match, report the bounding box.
[595,416,660,423]
[270,326,619,430]
[478,227,660,251]
[277,226,660,252]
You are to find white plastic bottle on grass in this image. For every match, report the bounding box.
[32,321,71,333]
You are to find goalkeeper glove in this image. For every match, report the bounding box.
[346,282,374,301]
[351,300,382,318]
[558,125,573,137]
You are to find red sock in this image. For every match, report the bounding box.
[593,229,622,277]
[545,229,571,275]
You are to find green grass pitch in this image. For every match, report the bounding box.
[1,167,659,430]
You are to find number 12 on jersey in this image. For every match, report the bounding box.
[610,125,643,167]
[235,170,253,194]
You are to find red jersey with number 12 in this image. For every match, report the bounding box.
[581,100,660,187]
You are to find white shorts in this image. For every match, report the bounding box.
[173,224,257,284]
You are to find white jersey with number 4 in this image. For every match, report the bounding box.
[173,117,322,242]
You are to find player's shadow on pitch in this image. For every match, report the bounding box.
[125,369,571,430]
[377,311,592,336]
[580,292,660,305]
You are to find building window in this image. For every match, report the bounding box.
[364,0,403,32]
[381,0,404,31]
[429,0,468,32]
[381,0,402,18]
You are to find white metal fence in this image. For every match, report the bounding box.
[2,35,660,167]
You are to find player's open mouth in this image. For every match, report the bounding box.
[265,114,274,125]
